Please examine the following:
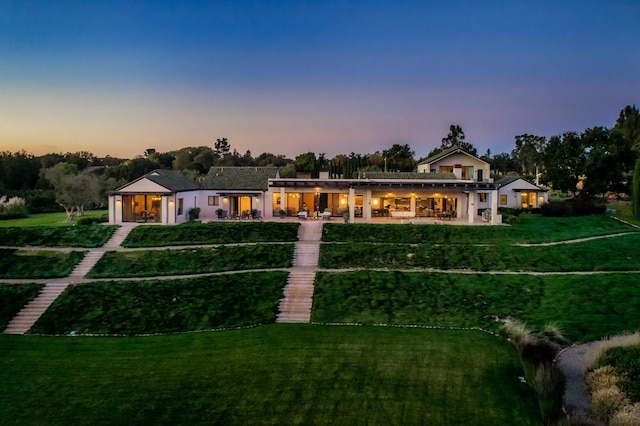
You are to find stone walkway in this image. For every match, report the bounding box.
[276,220,322,323]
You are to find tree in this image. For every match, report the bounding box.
[613,105,640,152]
[382,144,415,172]
[213,138,231,157]
[490,152,517,177]
[582,127,633,196]
[294,152,318,176]
[633,160,640,219]
[541,132,587,196]
[428,124,478,157]
[43,163,102,221]
[512,134,546,179]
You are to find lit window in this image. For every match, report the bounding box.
[208,196,219,206]
[500,195,507,205]
[479,193,487,202]
[178,198,184,215]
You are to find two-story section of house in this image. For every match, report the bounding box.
[417,146,491,183]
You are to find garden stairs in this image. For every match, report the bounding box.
[276,221,322,323]
[2,224,137,335]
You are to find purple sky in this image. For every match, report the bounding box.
[1,1,639,160]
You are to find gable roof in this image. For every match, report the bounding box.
[419,146,487,166]
[496,176,547,191]
[361,172,456,180]
[116,169,200,192]
[202,167,278,190]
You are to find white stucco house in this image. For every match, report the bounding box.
[108,147,549,225]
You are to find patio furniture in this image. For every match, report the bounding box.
[297,211,308,220]
[252,210,262,220]
[322,209,332,220]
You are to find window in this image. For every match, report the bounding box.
[440,166,453,174]
[500,195,507,206]
[208,196,219,206]
[479,193,487,202]
[178,198,184,215]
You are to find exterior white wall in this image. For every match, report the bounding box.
[418,152,490,181]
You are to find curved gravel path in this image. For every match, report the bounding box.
[556,342,603,425]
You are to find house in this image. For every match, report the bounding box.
[485,176,549,210]
[108,169,200,224]
[109,148,511,225]
[108,167,278,224]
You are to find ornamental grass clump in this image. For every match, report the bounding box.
[609,402,640,426]
[591,386,630,424]
[499,319,566,424]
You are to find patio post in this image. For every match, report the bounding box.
[490,189,499,224]
[467,191,475,224]
[349,187,355,223]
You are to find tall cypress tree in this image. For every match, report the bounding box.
[633,159,640,219]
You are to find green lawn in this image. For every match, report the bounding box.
[0,325,541,426]
[0,224,116,247]
[0,249,86,278]
[319,233,640,271]
[311,271,640,342]
[30,272,289,335]
[0,210,107,227]
[0,283,43,330]
[122,221,300,247]
[322,214,636,244]
[87,244,294,278]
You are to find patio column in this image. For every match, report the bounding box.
[364,189,372,222]
[349,187,355,223]
[410,194,416,216]
[467,191,475,224]
[280,187,286,215]
[491,189,499,225]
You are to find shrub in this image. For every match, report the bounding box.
[499,319,534,355]
[76,214,109,226]
[568,198,606,216]
[591,386,629,423]
[586,366,618,393]
[506,215,521,225]
[498,207,521,216]
[532,362,566,423]
[0,196,29,220]
[610,402,640,426]
[540,201,575,217]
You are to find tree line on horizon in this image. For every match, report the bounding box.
[1,104,639,219]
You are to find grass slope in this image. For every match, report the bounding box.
[0,249,86,278]
[122,222,300,247]
[30,272,289,335]
[87,244,294,278]
[0,326,540,426]
[0,224,116,247]
[319,234,640,271]
[322,215,636,244]
[312,271,640,342]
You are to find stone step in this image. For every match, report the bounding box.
[2,282,69,335]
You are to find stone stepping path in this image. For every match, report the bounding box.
[3,283,69,335]
[276,221,322,323]
[2,224,137,335]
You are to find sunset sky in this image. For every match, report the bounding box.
[1,1,639,160]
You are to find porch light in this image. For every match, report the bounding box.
[341,198,346,205]
[372,199,379,206]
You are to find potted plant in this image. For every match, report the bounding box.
[340,208,350,223]
[188,207,200,221]
[215,208,224,220]
[279,209,286,219]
